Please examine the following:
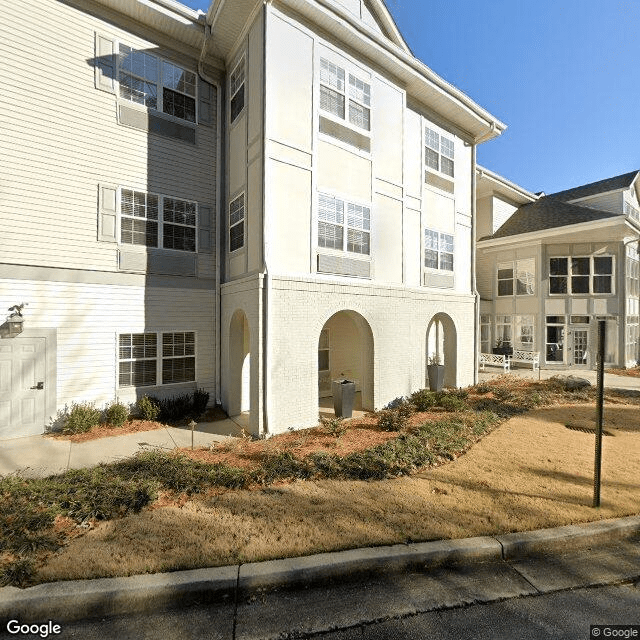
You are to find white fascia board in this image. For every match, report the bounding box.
[477,217,630,249]
[279,0,506,142]
[476,165,539,204]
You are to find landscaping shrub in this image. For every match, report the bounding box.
[137,395,160,421]
[376,406,411,432]
[439,393,469,412]
[61,402,102,434]
[409,389,438,411]
[0,557,36,588]
[255,451,313,484]
[383,396,409,410]
[104,401,129,427]
[192,388,210,417]
[321,417,347,438]
[475,382,492,394]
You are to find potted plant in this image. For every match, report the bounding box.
[427,353,445,392]
[492,339,513,357]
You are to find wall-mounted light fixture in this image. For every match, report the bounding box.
[1,303,27,338]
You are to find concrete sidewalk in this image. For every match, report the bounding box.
[1,516,639,635]
[0,419,243,478]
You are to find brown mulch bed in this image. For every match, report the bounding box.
[47,420,167,443]
[608,367,640,378]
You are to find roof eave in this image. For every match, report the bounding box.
[476,165,539,204]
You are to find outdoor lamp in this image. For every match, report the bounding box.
[2,303,27,337]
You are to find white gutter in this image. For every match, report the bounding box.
[476,165,539,203]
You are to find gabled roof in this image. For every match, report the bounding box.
[359,0,411,54]
[484,198,624,240]
[547,170,639,202]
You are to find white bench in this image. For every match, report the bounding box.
[479,353,510,372]
[508,350,540,370]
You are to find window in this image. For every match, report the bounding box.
[515,315,535,351]
[480,315,491,354]
[229,57,245,124]
[497,259,535,296]
[424,229,454,271]
[424,127,454,177]
[118,45,196,123]
[229,193,245,252]
[320,58,370,131]
[318,329,330,372]
[318,193,370,255]
[120,188,196,252]
[624,201,640,222]
[545,316,565,363]
[118,332,195,387]
[495,315,513,346]
[549,256,614,294]
[162,332,195,384]
[118,333,157,386]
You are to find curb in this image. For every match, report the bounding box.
[1,516,639,623]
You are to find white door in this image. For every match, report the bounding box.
[0,338,46,438]
[571,328,589,367]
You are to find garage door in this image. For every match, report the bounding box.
[0,338,46,439]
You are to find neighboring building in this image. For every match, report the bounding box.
[477,167,640,371]
[0,0,505,440]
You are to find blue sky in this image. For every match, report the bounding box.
[184,0,640,194]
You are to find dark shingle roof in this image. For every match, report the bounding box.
[547,170,638,202]
[485,198,624,240]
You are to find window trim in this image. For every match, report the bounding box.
[497,258,535,297]
[423,228,454,272]
[229,192,245,254]
[229,56,245,125]
[116,42,198,125]
[118,331,197,388]
[548,255,615,295]
[316,191,372,258]
[424,126,455,179]
[118,187,198,253]
[318,54,372,144]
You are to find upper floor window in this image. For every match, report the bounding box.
[318,193,370,255]
[229,193,245,252]
[120,188,196,252]
[624,201,640,222]
[118,45,196,123]
[229,57,245,124]
[425,127,454,177]
[320,58,370,131]
[497,258,535,296]
[424,229,454,271]
[549,256,614,295]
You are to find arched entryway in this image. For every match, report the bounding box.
[228,309,251,418]
[317,310,374,414]
[426,313,457,388]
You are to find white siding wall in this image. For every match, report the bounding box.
[0,278,216,424]
[574,192,623,214]
[492,197,518,233]
[0,0,217,274]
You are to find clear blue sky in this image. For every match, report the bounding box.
[184,0,640,194]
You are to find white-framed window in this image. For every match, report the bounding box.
[624,201,640,222]
[495,315,513,346]
[318,193,370,255]
[120,188,196,252]
[545,315,565,363]
[118,44,196,123]
[480,315,491,354]
[318,329,330,372]
[229,57,245,124]
[549,256,614,295]
[424,229,454,271]
[229,193,245,253]
[497,258,535,296]
[425,127,454,178]
[319,57,371,131]
[162,332,196,384]
[515,315,535,351]
[118,332,196,387]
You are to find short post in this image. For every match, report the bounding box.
[593,320,605,508]
[189,419,197,451]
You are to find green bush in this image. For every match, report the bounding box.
[439,393,469,412]
[138,395,160,421]
[376,405,411,432]
[151,394,193,422]
[192,389,210,417]
[321,417,347,438]
[62,402,102,434]
[0,557,36,588]
[104,401,129,427]
[409,389,438,411]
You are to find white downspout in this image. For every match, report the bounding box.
[471,143,479,385]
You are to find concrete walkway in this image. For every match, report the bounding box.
[0,419,244,478]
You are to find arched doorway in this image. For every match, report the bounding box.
[317,310,374,414]
[228,309,251,418]
[426,313,457,388]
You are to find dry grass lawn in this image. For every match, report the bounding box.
[37,402,640,583]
